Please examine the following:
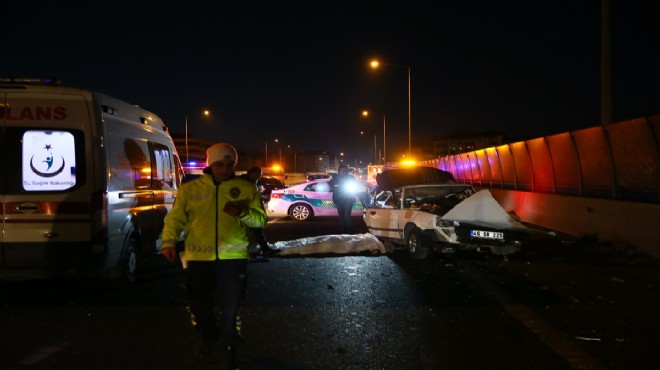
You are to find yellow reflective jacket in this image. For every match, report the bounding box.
[162,172,267,260]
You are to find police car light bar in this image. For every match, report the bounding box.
[184,161,205,168]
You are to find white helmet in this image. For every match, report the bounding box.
[206,143,238,165]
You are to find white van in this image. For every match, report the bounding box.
[0,78,184,283]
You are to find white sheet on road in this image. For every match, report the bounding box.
[441,189,530,230]
[271,233,386,256]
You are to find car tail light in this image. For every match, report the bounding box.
[270,193,283,199]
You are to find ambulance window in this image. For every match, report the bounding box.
[173,155,184,187]
[21,130,78,191]
[150,142,174,190]
[123,138,152,190]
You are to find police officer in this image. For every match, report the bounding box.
[329,164,358,234]
[161,143,267,369]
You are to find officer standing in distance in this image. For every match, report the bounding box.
[329,163,358,234]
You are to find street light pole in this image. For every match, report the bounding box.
[274,138,282,165]
[373,134,377,164]
[361,110,387,165]
[185,110,211,165]
[382,114,387,164]
[185,115,189,163]
[407,66,411,156]
[288,144,297,172]
[369,60,412,157]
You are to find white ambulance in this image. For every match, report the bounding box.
[0,78,184,283]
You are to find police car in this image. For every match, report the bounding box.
[267,179,370,221]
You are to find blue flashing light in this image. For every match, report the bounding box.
[186,161,204,168]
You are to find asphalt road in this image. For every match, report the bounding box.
[1,216,659,370]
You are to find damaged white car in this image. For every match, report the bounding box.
[361,167,530,258]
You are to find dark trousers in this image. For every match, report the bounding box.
[250,227,269,249]
[336,199,353,234]
[186,259,247,346]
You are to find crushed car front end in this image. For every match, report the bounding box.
[363,167,531,259]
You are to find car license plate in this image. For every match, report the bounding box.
[470,230,504,240]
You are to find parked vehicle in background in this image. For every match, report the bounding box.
[0,77,183,283]
[191,168,285,202]
[258,176,286,203]
[361,167,530,258]
[262,165,286,184]
[306,172,332,181]
[182,165,204,183]
[268,178,370,221]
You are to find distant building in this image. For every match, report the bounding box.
[270,151,332,174]
[171,135,334,173]
[431,130,505,157]
[413,142,437,161]
[172,134,213,167]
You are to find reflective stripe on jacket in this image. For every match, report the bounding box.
[162,172,267,260]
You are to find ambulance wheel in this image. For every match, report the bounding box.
[109,237,139,286]
[121,238,139,284]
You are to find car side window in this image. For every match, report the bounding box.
[403,189,413,208]
[373,190,398,208]
[313,182,330,192]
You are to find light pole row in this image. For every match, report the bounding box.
[266,138,299,172]
[361,110,386,164]
[185,109,211,164]
[369,59,411,158]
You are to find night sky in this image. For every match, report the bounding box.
[4,1,659,161]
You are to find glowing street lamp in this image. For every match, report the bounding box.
[185,109,211,163]
[274,138,282,165]
[361,110,386,164]
[265,138,283,167]
[287,144,297,172]
[369,59,411,157]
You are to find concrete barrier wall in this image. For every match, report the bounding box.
[486,188,660,258]
[418,115,660,257]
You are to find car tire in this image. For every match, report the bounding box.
[407,228,429,259]
[109,237,139,287]
[289,203,313,222]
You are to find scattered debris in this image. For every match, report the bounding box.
[575,336,601,342]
